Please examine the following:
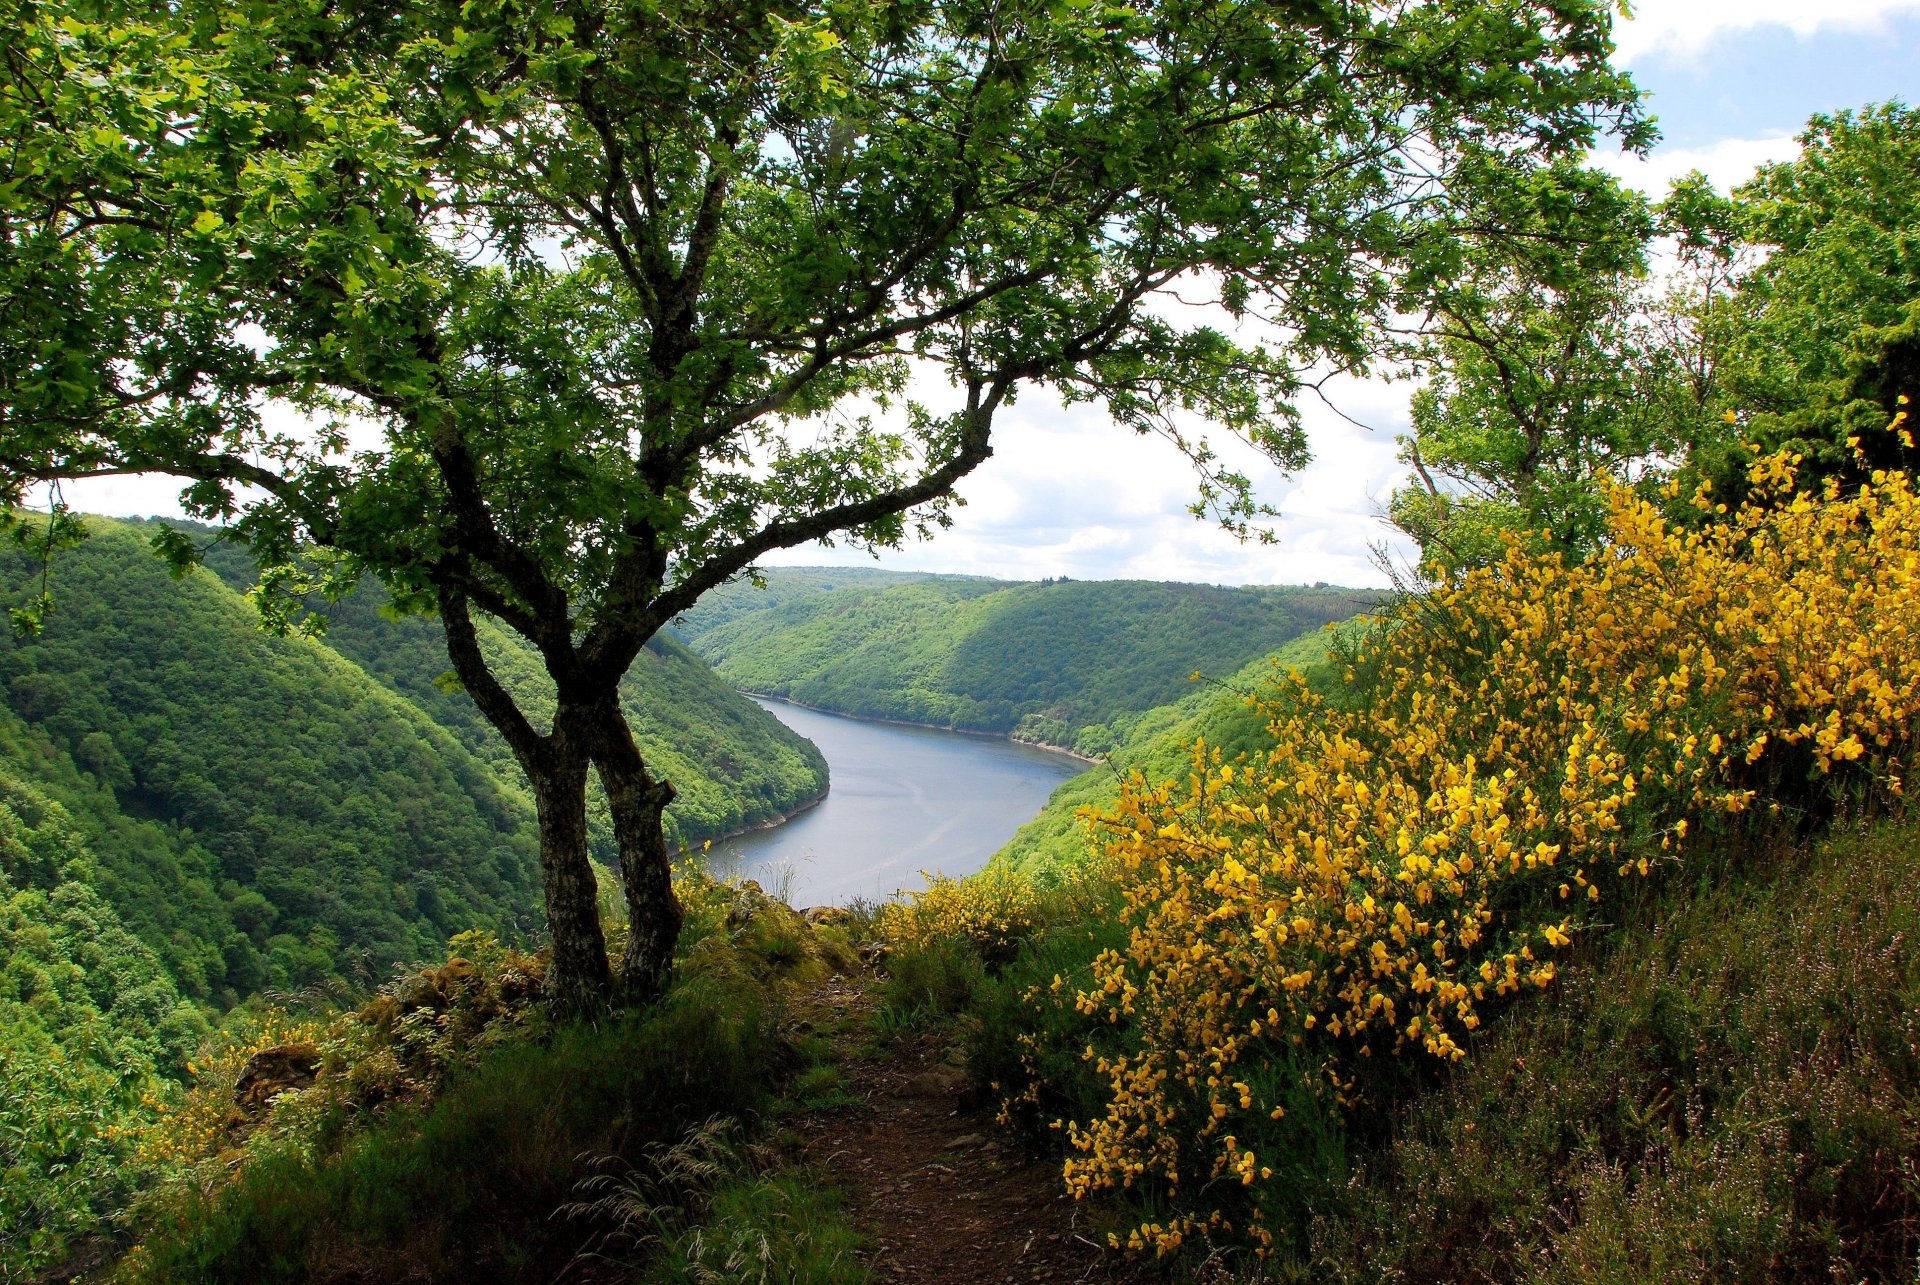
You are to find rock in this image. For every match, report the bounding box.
[234,1043,321,1111]
[803,905,853,926]
[726,880,780,927]
[948,1133,984,1149]
[396,956,482,1012]
[358,993,402,1035]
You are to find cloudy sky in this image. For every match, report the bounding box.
[56,2,1920,589]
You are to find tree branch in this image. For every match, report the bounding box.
[437,580,545,768]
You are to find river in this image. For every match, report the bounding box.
[701,697,1088,906]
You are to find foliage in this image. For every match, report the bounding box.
[667,567,934,638]
[1704,103,1920,493]
[878,865,1132,1147]
[995,627,1353,881]
[117,869,850,1284]
[180,521,830,856]
[0,759,206,1278]
[0,517,818,1273]
[988,451,1920,1254]
[678,569,1378,747]
[874,861,1109,1030]
[0,518,544,989]
[1389,165,1682,565]
[1391,101,1920,569]
[0,0,1651,1002]
[879,862,1077,967]
[1305,809,1920,1283]
[566,1118,865,1285]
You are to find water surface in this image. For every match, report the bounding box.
[704,698,1086,906]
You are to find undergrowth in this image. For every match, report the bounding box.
[1296,805,1920,1282]
[113,870,870,1284]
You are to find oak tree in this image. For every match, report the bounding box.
[0,0,1648,1008]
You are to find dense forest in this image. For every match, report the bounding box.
[0,519,829,996]
[0,518,833,1272]
[173,521,831,861]
[0,520,545,996]
[674,571,1379,754]
[0,736,208,1270]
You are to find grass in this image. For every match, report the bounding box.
[643,1171,868,1284]
[1286,805,1920,1282]
[893,794,1920,1281]
[118,889,874,1284]
[779,1063,863,1114]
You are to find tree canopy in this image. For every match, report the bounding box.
[1390,100,1920,569]
[1,0,1650,1006]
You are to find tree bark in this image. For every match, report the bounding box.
[592,700,683,1005]
[524,727,614,1013]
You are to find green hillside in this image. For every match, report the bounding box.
[0,519,546,995]
[181,532,829,856]
[666,565,935,637]
[1,518,831,1002]
[995,625,1353,879]
[0,752,204,1269]
[675,569,1380,754]
[1309,809,1920,1280]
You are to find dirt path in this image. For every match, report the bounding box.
[789,977,1152,1285]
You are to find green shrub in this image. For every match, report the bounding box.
[120,967,784,1284]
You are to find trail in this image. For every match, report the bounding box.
[790,977,1151,1285]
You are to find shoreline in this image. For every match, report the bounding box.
[1006,734,1101,765]
[681,781,831,853]
[740,691,1102,766]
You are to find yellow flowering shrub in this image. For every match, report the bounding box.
[1053,455,1920,1254]
[132,1008,347,1175]
[879,861,1063,964]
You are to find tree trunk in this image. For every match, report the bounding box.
[592,700,683,1005]
[524,729,614,1013]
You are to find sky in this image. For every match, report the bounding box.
[53,2,1920,589]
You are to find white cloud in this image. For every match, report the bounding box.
[1593,132,1803,197]
[764,376,1415,589]
[1611,0,1920,65]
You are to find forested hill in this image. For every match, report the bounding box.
[173,521,830,858]
[995,625,1351,879]
[0,517,827,1002]
[0,519,542,999]
[672,569,1381,754]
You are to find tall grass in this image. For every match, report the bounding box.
[1304,806,1920,1282]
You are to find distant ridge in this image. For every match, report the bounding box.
[673,566,1382,757]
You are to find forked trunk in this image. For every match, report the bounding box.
[592,701,683,1004]
[525,730,614,1013]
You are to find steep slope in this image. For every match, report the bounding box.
[0,519,544,991]
[176,524,830,854]
[1307,808,1920,1280]
[0,756,201,1274]
[675,569,1380,753]
[995,626,1349,879]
